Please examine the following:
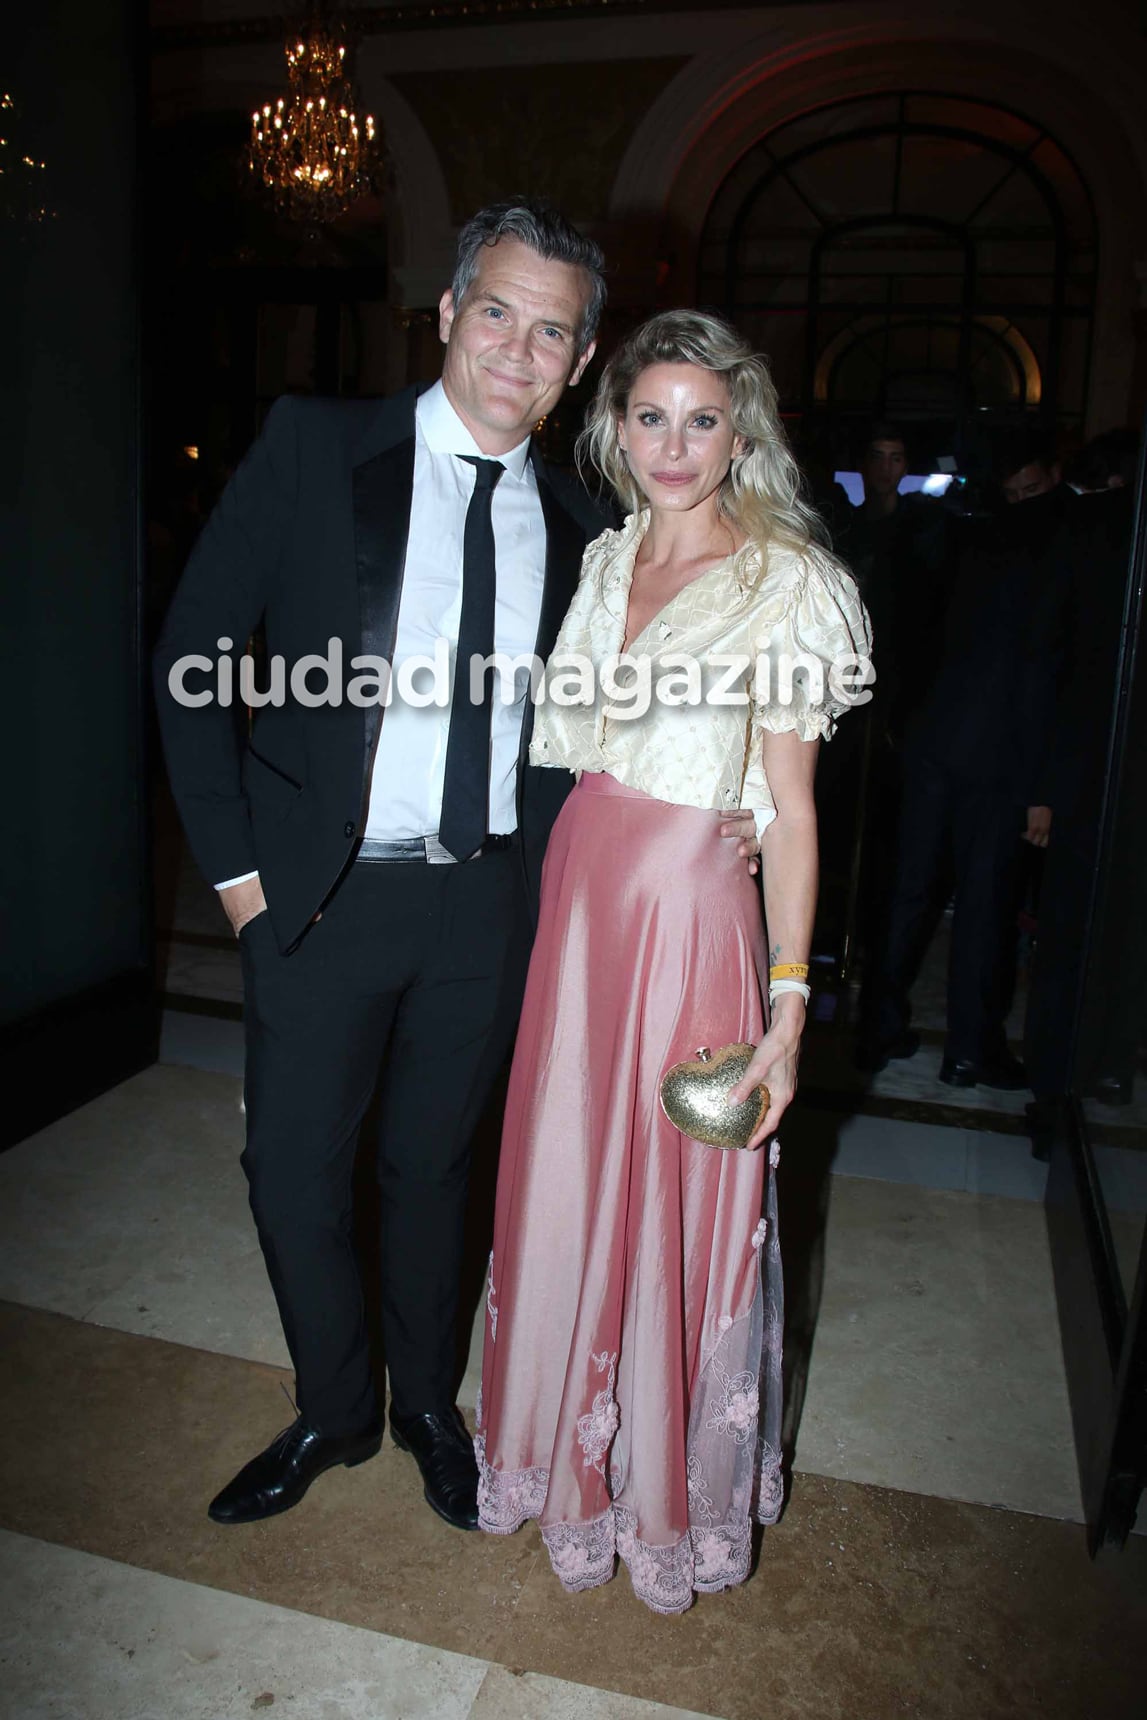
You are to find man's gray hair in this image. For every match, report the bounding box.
[451,200,606,353]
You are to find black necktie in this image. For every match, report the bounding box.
[439,456,505,861]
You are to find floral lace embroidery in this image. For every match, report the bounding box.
[486,1252,498,1342]
[577,1350,619,1475]
[474,1431,548,1534]
[751,1217,768,1250]
[755,1439,784,1524]
[616,1506,694,1615]
[475,1382,484,1431]
[693,1520,752,1592]
[706,1359,759,1445]
[542,1512,616,1593]
[769,1138,781,1169]
[686,1453,715,1526]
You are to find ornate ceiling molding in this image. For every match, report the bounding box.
[152,0,863,54]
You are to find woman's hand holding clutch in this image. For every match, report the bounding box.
[728,992,804,1149]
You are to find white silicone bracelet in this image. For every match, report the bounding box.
[769,979,811,1005]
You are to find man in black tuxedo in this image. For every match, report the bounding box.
[155,201,759,1531]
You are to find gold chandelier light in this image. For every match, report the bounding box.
[249,8,377,222]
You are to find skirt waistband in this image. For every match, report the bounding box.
[575,770,724,816]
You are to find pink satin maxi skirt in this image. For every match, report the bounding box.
[475,771,784,1615]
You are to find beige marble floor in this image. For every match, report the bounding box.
[0,1531,714,1720]
[4,1301,1143,1720]
[0,1061,1084,1523]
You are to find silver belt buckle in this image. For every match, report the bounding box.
[424,834,459,865]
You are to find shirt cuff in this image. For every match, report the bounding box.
[214,871,260,891]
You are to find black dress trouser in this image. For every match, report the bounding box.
[238,848,531,1436]
[870,755,1024,1066]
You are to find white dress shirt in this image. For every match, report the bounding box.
[365,381,546,841]
[216,382,547,887]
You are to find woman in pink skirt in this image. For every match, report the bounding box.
[475,311,871,1613]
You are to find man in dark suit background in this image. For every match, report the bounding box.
[858,433,1070,1087]
[155,200,762,1532]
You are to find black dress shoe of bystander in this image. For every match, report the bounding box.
[1087,1073,1134,1107]
[939,1053,1029,1091]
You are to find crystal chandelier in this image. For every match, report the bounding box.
[249,8,377,223]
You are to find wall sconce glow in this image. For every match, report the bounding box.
[0,91,54,227]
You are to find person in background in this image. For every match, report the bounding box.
[1064,426,1139,495]
[858,431,1071,1086]
[833,424,954,1000]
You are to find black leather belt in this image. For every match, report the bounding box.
[356,832,517,865]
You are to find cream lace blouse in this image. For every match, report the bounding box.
[529,512,872,830]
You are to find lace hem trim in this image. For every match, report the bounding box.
[474,1431,548,1534]
[756,1441,784,1525]
[476,1448,773,1613]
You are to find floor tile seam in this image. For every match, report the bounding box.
[786,1457,1086,1527]
[0,1286,162,1337]
[464,1661,722,1720]
[0,1522,684,1716]
[0,1527,507,1706]
[162,991,244,1022]
[0,1295,295,1379]
[826,1166,1052,1211]
[1,1529,718,1720]
[0,1519,479,1673]
[798,1088,1032,1137]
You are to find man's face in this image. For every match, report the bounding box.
[1002,460,1060,504]
[859,438,907,500]
[438,238,596,455]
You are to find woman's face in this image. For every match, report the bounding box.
[619,362,744,515]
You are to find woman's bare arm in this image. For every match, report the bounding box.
[728,728,820,1147]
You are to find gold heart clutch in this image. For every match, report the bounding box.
[659,1044,770,1150]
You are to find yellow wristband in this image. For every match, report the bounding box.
[769,962,810,980]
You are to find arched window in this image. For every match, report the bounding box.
[699,92,1096,434]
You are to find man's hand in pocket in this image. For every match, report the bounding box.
[220,875,268,937]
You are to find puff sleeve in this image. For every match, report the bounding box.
[750,547,873,745]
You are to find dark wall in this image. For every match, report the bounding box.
[1,0,155,1142]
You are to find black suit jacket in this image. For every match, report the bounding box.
[153,386,609,952]
[903,487,1073,804]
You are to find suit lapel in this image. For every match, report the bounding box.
[352,425,416,790]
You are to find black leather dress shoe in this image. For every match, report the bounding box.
[390,1406,479,1530]
[208,1417,382,1525]
[939,1054,1029,1091]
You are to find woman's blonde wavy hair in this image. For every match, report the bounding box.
[577,309,826,573]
